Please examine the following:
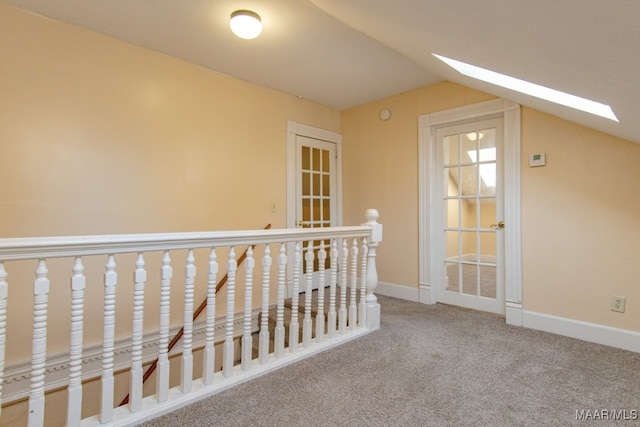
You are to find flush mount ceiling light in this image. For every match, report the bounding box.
[433,53,618,122]
[230,10,262,40]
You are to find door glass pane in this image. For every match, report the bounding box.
[443,134,459,166]
[302,146,310,170]
[480,265,496,298]
[322,199,330,220]
[445,262,460,292]
[302,199,310,224]
[461,231,477,258]
[478,128,497,197]
[479,128,497,153]
[313,173,320,196]
[322,150,330,172]
[322,174,330,196]
[313,199,320,223]
[479,163,496,196]
[460,165,478,196]
[461,263,478,296]
[445,199,459,228]
[302,172,310,196]
[312,148,321,171]
[462,133,477,163]
[445,168,459,197]
[461,199,478,229]
[445,230,460,259]
[479,231,496,260]
[479,201,496,230]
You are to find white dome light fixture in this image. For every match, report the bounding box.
[230,10,262,40]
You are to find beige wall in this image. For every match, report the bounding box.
[341,82,495,287]
[342,84,640,333]
[521,108,640,331]
[0,3,340,362]
[0,3,340,238]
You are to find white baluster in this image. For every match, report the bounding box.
[157,252,172,402]
[101,255,117,423]
[28,259,49,427]
[365,209,383,330]
[223,248,237,378]
[0,263,7,418]
[303,244,314,347]
[129,253,146,412]
[359,238,369,327]
[288,242,301,352]
[259,245,272,364]
[327,240,338,338]
[242,247,255,371]
[274,244,287,358]
[182,250,196,393]
[338,240,348,334]
[349,239,359,329]
[315,242,327,343]
[203,249,218,385]
[67,258,86,427]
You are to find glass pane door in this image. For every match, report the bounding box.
[296,135,336,275]
[437,118,504,314]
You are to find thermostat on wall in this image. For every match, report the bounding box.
[529,152,546,167]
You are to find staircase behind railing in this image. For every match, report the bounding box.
[0,209,382,426]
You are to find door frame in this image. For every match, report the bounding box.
[418,99,523,326]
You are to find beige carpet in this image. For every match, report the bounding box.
[141,295,640,426]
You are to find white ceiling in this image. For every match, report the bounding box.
[6,0,640,143]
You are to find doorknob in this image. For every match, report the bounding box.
[297,220,310,227]
[490,221,505,230]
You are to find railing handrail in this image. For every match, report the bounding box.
[0,209,382,425]
[118,223,273,407]
[0,225,372,261]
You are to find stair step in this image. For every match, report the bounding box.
[251,290,340,356]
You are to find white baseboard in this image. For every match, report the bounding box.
[419,283,437,305]
[505,301,523,326]
[375,282,420,302]
[523,310,640,353]
[3,309,261,404]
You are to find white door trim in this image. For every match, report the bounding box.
[286,121,343,229]
[418,99,523,325]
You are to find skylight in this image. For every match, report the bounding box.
[467,148,496,188]
[433,54,619,122]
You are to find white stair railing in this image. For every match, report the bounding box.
[0,209,381,426]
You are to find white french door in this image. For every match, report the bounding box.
[294,135,337,289]
[434,117,505,314]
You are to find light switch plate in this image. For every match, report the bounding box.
[529,152,546,167]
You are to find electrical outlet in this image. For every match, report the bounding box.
[611,296,626,313]
[270,202,277,213]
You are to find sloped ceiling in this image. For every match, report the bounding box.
[5,0,640,143]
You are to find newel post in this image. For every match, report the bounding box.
[364,209,382,330]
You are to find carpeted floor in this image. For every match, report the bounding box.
[141,295,640,427]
